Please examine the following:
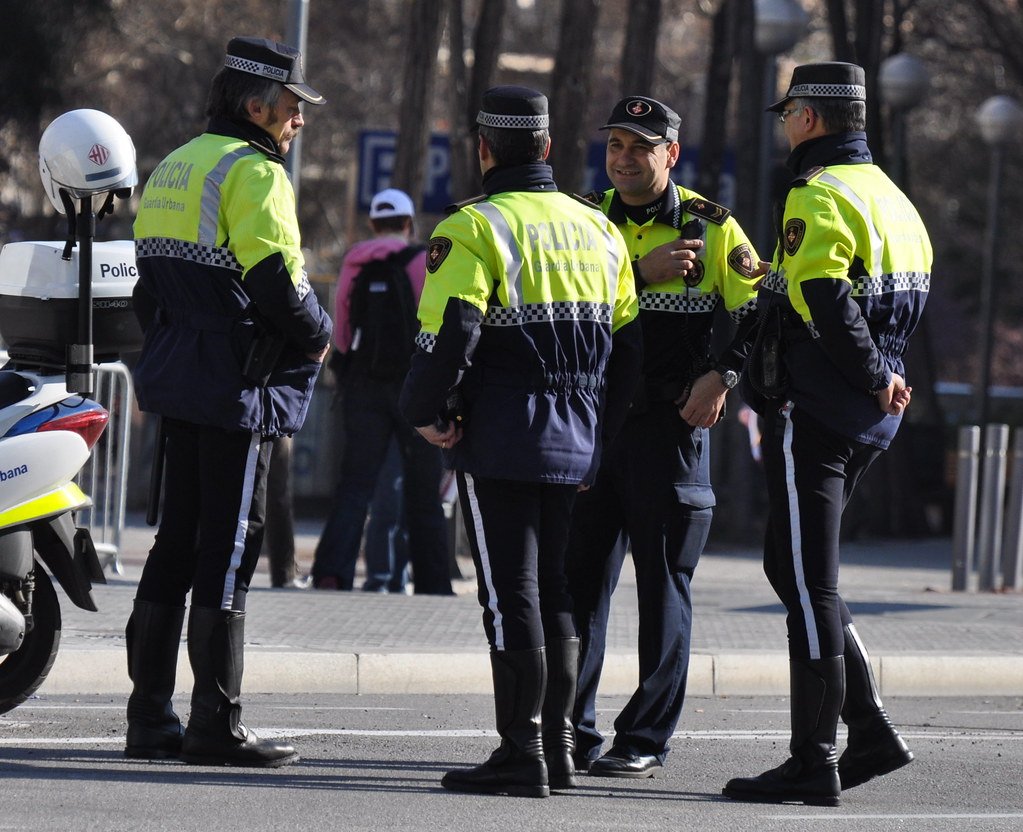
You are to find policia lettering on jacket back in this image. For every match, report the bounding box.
[400,85,643,798]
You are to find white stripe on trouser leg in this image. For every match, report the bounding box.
[781,405,822,660]
[464,473,505,651]
[220,433,261,610]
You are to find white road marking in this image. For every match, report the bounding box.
[769,814,1023,821]
[1,728,1020,745]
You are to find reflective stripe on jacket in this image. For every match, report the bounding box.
[402,188,639,483]
[132,125,331,437]
[763,162,932,447]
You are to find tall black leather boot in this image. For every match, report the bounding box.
[839,624,913,789]
[125,600,186,759]
[724,656,845,807]
[442,648,549,798]
[543,638,579,790]
[180,606,299,768]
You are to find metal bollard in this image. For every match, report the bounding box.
[1001,429,1023,592]
[952,426,981,591]
[976,423,1010,592]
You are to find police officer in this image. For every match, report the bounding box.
[125,37,332,767]
[724,62,931,806]
[565,96,761,778]
[400,86,642,797]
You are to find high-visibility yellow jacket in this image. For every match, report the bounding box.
[760,156,932,448]
[400,164,642,484]
[132,118,331,437]
[596,184,760,389]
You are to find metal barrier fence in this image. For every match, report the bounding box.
[77,362,134,576]
[952,423,1023,592]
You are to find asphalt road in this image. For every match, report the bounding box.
[1,693,1021,832]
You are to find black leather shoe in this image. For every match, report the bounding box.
[588,749,662,778]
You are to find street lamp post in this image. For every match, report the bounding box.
[878,54,930,188]
[974,95,1023,427]
[753,0,809,256]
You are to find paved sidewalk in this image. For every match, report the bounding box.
[42,516,1023,698]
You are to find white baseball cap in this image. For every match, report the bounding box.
[369,188,415,219]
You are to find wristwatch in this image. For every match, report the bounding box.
[717,366,740,390]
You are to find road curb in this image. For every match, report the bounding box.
[40,648,1023,698]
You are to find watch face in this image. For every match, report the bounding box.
[720,369,739,389]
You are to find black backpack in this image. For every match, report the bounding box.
[343,245,424,381]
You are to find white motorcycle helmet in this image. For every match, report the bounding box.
[38,109,138,214]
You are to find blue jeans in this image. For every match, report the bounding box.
[362,438,409,592]
[312,376,452,595]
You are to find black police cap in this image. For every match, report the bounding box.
[601,96,681,144]
[767,62,866,112]
[477,86,549,130]
[224,36,325,105]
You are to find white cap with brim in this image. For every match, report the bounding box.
[370,188,415,219]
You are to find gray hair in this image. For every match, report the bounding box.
[791,96,866,133]
[206,67,283,120]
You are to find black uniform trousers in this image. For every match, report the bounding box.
[457,472,577,651]
[565,402,713,762]
[761,402,882,661]
[136,417,272,612]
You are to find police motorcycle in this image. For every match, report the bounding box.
[0,109,140,714]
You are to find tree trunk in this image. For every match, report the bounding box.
[824,0,854,62]
[392,0,445,207]
[461,0,508,196]
[619,0,662,96]
[447,0,473,202]
[697,0,737,201]
[549,0,603,193]
[733,0,761,236]
[854,0,885,155]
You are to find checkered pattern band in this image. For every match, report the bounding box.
[806,320,820,339]
[851,271,930,297]
[730,296,759,324]
[483,300,612,327]
[761,269,789,295]
[477,112,549,130]
[135,237,242,272]
[225,55,290,84]
[788,83,865,100]
[639,291,719,314]
[415,331,436,353]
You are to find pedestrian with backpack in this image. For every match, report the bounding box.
[311,188,454,595]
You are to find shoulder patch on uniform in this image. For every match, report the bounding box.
[783,219,806,256]
[791,165,825,187]
[682,197,731,225]
[727,243,756,277]
[426,237,453,273]
[444,194,486,215]
[572,191,604,210]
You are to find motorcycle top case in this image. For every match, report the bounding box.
[0,240,142,365]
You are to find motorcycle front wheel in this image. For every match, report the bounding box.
[0,568,61,715]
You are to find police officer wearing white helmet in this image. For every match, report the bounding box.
[125,36,331,768]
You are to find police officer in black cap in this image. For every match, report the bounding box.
[724,61,931,806]
[564,95,761,778]
[126,35,330,768]
[401,86,642,797]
